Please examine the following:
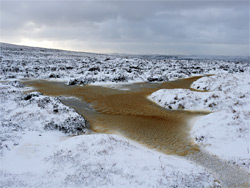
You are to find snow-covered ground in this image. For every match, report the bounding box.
[1,43,249,85]
[149,73,250,173]
[0,82,216,187]
[1,43,250,187]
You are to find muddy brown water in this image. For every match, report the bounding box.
[24,76,206,156]
[24,76,250,187]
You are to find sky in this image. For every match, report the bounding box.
[1,0,249,56]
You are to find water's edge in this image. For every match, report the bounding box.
[23,76,250,187]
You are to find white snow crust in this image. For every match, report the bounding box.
[0,82,216,187]
[149,73,250,172]
[1,43,249,187]
[1,43,249,85]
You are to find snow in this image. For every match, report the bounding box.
[0,82,88,155]
[149,73,250,172]
[1,43,250,187]
[0,133,215,187]
[1,42,249,85]
[0,79,216,187]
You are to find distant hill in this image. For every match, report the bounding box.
[1,42,249,62]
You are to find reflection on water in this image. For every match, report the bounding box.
[24,76,205,156]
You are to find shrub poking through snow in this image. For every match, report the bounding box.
[44,117,89,135]
[1,43,249,85]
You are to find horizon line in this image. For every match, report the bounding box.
[1,41,249,58]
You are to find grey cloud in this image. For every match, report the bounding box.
[1,0,249,55]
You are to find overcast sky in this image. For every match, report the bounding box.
[1,0,249,55]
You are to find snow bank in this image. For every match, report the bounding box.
[0,82,216,187]
[0,82,88,155]
[0,133,215,188]
[149,73,250,172]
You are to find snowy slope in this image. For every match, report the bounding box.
[0,81,216,188]
[149,73,250,172]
